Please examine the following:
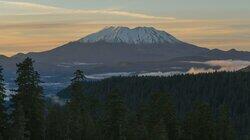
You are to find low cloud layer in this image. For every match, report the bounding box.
[188,60,250,74]
[138,71,182,77]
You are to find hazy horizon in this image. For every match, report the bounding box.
[0,0,250,56]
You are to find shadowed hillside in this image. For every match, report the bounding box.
[58,71,250,139]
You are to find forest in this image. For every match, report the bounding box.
[0,57,249,140]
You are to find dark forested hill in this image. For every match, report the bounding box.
[57,71,250,139]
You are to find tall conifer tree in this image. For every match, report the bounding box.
[66,70,85,139]
[147,92,179,140]
[10,103,29,140]
[45,104,66,140]
[216,104,235,140]
[182,102,215,140]
[66,70,96,140]
[103,92,127,140]
[11,57,45,140]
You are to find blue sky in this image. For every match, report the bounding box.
[0,0,249,56]
[3,0,249,19]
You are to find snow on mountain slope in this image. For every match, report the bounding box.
[79,26,180,44]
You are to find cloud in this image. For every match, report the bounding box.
[138,71,183,77]
[49,95,65,105]
[0,0,61,11]
[84,10,174,20]
[188,60,250,74]
[205,60,250,71]
[187,67,217,74]
[86,72,133,80]
[0,0,174,20]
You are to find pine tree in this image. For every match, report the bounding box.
[152,119,169,140]
[0,66,6,139]
[182,102,215,140]
[11,57,45,140]
[68,70,86,111]
[135,104,149,140]
[66,70,96,140]
[103,92,127,140]
[71,70,86,84]
[67,69,85,140]
[45,104,68,140]
[216,104,235,140]
[125,111,148,140]
[148,92,179,140]
[10,102,29,140]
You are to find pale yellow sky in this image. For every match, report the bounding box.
[0,0,250,56]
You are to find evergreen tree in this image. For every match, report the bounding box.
[148,92,179,140]
[71,70,86,84]
[66,70,96,140]
[45,104,67,140]
[11,57,45,140]
[216,104,235,140]
[152,119,169,140]
[182,102,215,140]
[10,102,29,140]
[103,92,127,140]
[68,70,86,110]
[124,103,149,140]
[134,104,150,140]
[0,66,6,139]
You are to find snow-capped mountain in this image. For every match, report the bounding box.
[79,26,180,44]
[1,26,250,94]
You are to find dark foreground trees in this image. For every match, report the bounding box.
[147,92,179,140]
[215,105,235,140]
[44,71,237,140]
[181,102,215,140]
[102,92,127,140]
[10,58,45,140]
[65,69,97,140]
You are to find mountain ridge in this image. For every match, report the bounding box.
[0,26,250,94]
[2,26,249,60]
[1,26,249,66]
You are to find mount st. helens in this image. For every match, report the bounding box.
[1,26,250,94]
[80,26,181,44]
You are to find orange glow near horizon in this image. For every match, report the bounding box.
[0,0,249,56]
[0,20,250,56]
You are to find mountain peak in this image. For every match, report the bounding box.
[79,26,180,44]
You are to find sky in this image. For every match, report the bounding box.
[0,0,250,56]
